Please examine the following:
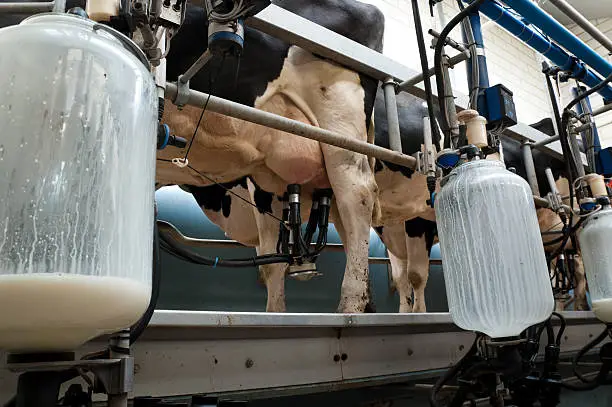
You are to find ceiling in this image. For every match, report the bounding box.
[535,0,612,25]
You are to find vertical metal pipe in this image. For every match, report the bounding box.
[545,167,559,195]
[411,0,437,125]
[468,10,490,91]
[52,0,66,12]
[383,78,402,153]
[522,143,541,196]
[442,57,459,148]
[568,129,586,179]
[108,330,131,407]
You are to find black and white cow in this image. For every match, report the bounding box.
[157,0,385,313]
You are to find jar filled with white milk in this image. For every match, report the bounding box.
[0,14,157,352]
[579,208,612,322]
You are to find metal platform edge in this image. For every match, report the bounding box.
[1,310,603,401]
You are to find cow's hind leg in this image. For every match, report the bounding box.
[248,184,287,312]
[573,254,588,311]
[323,150,377,313]
[405,218,436,313]
[377,224,412,313]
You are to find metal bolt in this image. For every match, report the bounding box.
[459,345,465,352]
[134,364,141,374]
[333,354,341,363]
[407,348,414,356]
[245,358,254,368]
[564,336,569,341]
[341,353,348,361]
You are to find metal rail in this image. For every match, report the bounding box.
[0,2,54,12]
[545,0,612,55]
[593,103,612,117]
[0,310,600,400]
[398,50,470,90]
[246,3,582,163]
[157,220,443,266]
[166,83,418,169]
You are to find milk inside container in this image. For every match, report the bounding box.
[0,14,157,352]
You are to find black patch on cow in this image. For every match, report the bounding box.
[374,159,384,173]
[250,180,274,214]
[404,217,437,256]
[372,89,441,178]
[186,177,248,218]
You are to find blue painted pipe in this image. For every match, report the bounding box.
[469,11,490,89]
[572,86,602,173]
[462,9,491,115]
[503,0,612,81]
[473,0,612,102]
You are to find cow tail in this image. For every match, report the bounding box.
[367,112,382,225]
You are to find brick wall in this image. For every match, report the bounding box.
[359,0,611,146]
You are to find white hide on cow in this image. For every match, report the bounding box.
[158,47,378,313]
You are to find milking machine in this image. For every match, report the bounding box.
[425,0,612,406]
[0,0,276,406]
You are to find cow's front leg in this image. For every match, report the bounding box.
[248,184,287,312]
[323,148,377,313]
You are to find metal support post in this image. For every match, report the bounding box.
[568,129,586,179]
[465,8,490,113]
[165,83,417,169]
[398,51,470,91]
[52,0,66,12]
[179,50,213,85]
[0,2,55,13]
[383,78,402,153]
[107,330,131,407]
[442,56,459,147]
[522,143,541,196]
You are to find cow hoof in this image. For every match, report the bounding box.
[336,298,374,313]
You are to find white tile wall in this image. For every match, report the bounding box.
[358,0,611,145]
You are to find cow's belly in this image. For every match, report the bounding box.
[375,169,435,225]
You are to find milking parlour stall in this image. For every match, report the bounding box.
[0,0,612,406]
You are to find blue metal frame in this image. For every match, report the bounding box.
[502,0,611,81]
[467,0,612,102]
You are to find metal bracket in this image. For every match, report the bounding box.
[174,76,191,108]
[7,356,134,395]
[158,0,183,27]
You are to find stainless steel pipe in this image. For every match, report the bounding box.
[522,143,541,196]
[531,135,560,149]
[592,103,612,117]
[0,2,54,13]
[548,0,612,54]
[179,50,213,84]
[383,78,402,153]
[398,50,470,91]
[166,83,417,169]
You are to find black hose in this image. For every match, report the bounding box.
[159,226,291,267]
[434,0,487,140]
[130,218,161,345]
[572,326,610,383]
[551,312,566,346]
[411,0,438,148]
[430,334,480,407]
[565,72,612,113]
